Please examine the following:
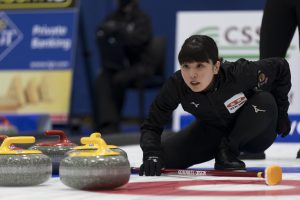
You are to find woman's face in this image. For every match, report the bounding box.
[180,60,220,92]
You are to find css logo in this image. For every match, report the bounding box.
[193,26,294,62]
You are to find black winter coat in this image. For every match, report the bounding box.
[140,58,291,158]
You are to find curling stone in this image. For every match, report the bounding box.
[70,132,127,158]
[0,116,18,136]
[0,136,52,186]
[29,130,77,174]
[60,137,130,190]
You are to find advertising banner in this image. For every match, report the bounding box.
[173,11,300,142]
[0,0,75,9]
[0,9,77,124]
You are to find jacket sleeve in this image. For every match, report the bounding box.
[120,12,152,47]
[234,57,291,115]
[97,11,152,47]
[140,75,180,159]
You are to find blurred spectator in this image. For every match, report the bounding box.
[94,0,153,133]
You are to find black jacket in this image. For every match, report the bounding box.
[98,5,152,63]
[140,58,291,158]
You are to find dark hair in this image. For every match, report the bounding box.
[178,35,219,65]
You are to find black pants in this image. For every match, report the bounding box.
[260,0,300,59]
[161,92,278,168]
[94,70,125,131]
[94,36,150,131]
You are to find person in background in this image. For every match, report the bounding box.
[259,0,298,159]
[139,35,291,176]
[94,0,153,133]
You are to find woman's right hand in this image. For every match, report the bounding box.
[139,156,164,176]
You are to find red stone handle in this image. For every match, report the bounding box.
[0,116,10,126]
[44,130,70,143]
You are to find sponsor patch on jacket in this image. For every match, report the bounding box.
[224,92,247,113]
[257,70,268,88]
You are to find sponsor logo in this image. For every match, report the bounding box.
[0,12,23,62]
[194,26,260,61]
[224,93,247,114]
[252,105,266,113]
[31,24,72,51]
[177,170,206,176]
[257,70,269,88]
[190,101,199,108]
[0,0,74,9]
[193,26,295,61]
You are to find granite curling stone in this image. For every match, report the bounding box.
[0,116,18,136]
[60,137,130,190]
[69,132,127,158]
[0,136,52,186]
[29,130,77,174]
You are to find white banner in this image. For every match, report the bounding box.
[173,11,300,133]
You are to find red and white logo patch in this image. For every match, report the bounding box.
[224,93,247,113]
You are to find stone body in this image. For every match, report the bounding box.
[29,145,75,174]
[60,154,130,190]
[0,154,52,186]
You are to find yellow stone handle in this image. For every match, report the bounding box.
[90,132,101,138]
[73,132,120,151]
[88,132,119,148]
[69,137,119,157]
[73,136,100,150]
[81,137,108,147]
[0,136,42,154]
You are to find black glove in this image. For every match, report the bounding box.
[276,113,291,138]
[139,156,164,176]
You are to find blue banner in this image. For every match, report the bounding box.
[0,9,78,124]
[180,114,300,143]
[0,9,77,70]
